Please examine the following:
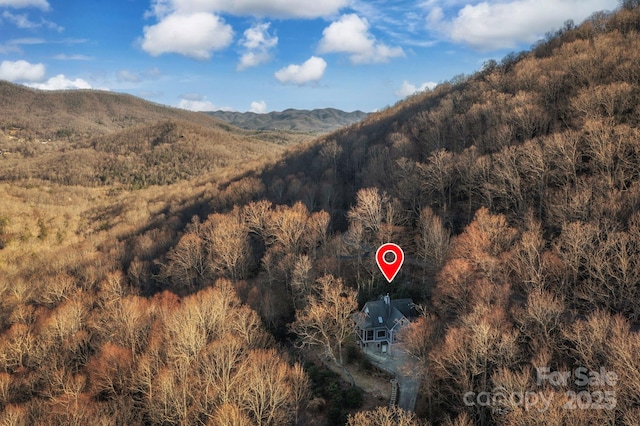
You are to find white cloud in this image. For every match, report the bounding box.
[249,100,266,113]
[274,56,327,85]
[0,44,20,54]
[318,14,404,64]
[145,67,162,78]
[242,22,277,50]
[142,0,347,60]
[1,10,63,31]
[0,0,49,10]
[0,59,45,82]
[115,68,160,84]
[428,0,618,50]
[26,74,92,90]
[177,93,233,111]
[0,37,47,54]
[117,69,141,83]
[238,51,269,70]
[180,92,204,101]
[395,80,437,98]
[138,90,164,99]
[6,37,45,45]
[178,98,217,111]
[141,12,233,59]
[238,22,277,70]
[147,0,348,19]
[52,54,92,60]
[214,0,349,18]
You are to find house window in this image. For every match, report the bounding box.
[377,330,386,339]
[366,330,374,341]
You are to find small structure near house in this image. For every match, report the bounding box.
[354,294,416,354]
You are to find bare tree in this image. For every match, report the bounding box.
[267,202,310,254]
[86,342,134,400]
[513,290,565,355]
[417,149,455,211]
[204,211,251,281]
[290,275,357,379]
[347,188,387,240]
[347,406,426,426]
[303,210,330,254]
[416,207,451,283]
[162,233,208,291]
[200,334,244,404]
[243,200,272,242]
[430,305,519,425]
[237,349,298,426]
[319,139,343,175]
[288,362,311,425]
[212,403,253,426]
[106,295,151,361]
[509,216,546,293]
[345,187,402,292]
[290,255,314,309]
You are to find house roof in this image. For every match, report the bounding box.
[354,296,415,330]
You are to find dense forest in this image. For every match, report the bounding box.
[206,108,368,133]
[0,85,314,188]
[2,3,640,425]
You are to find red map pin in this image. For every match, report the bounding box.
[376,243,404,283]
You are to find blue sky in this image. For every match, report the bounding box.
[0,0,620,113]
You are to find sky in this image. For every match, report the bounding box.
[0,0,621,113]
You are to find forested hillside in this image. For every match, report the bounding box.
[207,108,368,133]
[0,82,313,187]
[2,3,640,425]
[0,81,225,138]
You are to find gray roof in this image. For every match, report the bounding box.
[355,296,415,330]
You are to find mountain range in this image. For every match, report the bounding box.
[0,81,318,188]
[206,108,368,133]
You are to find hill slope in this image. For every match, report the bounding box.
[206,108,368,133]
[258,6,640,232]
[0,82,314,187]
[0,81,230,139]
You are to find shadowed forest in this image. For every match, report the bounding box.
[2,3,640,425]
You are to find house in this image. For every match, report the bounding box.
[354,294,416,354]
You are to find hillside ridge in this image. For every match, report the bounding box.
[0,81,315,188]
[0,80,229,139]
[206,107,368,133]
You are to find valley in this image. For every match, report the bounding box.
[206,108,368,133]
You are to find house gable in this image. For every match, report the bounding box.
[354,295,415,346]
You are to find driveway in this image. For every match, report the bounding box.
[361,344,422,411]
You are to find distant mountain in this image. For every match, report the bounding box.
[206,108,368,133]
[0,80,229,139]
[0,81,314,187]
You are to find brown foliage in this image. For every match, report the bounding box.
[347,405,427,426]
[86,343,134,399]
[291,275,357,366]
[203,211,251,280]
[6,6,640,425]
[416,207,451,278]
